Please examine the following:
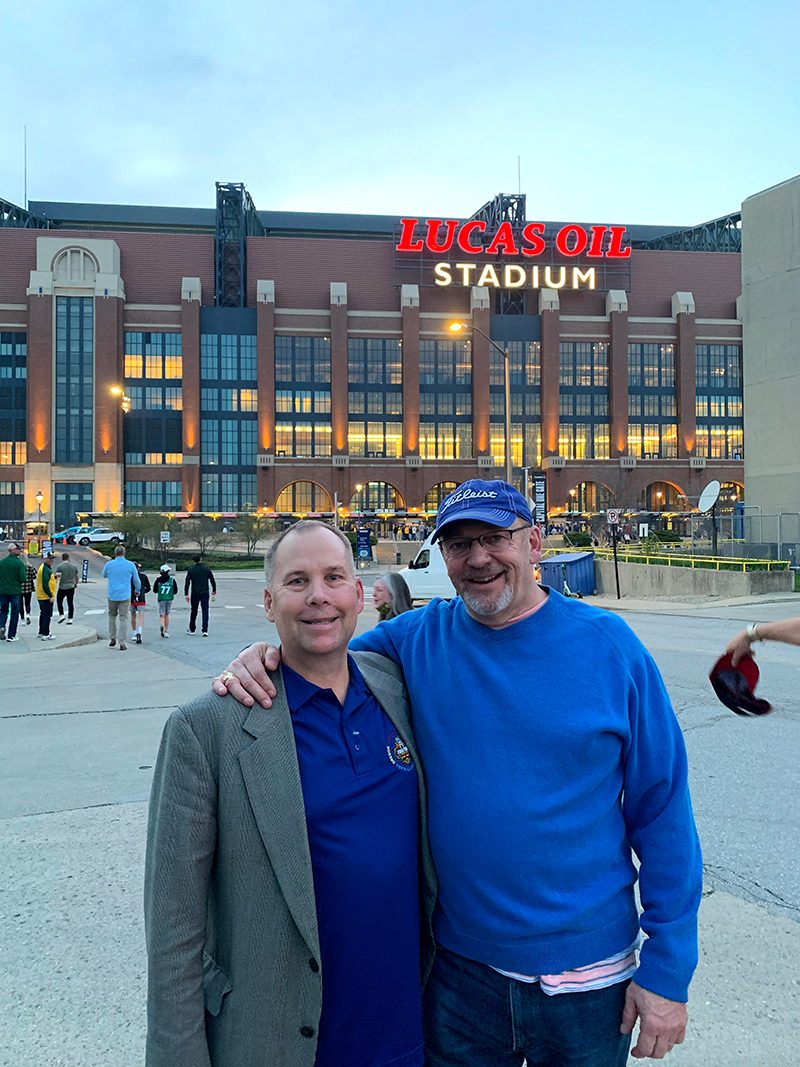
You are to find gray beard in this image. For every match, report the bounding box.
[460,581,515,616]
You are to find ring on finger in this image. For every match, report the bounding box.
[221,670,237,684]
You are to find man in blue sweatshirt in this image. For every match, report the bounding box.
[214,481,702,1064]
[102,545,140,650]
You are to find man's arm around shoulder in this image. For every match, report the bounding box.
[145,703,218,1067]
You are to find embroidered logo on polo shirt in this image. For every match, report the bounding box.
[386,732,414,771]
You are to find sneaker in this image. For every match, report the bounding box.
[202,631,209,637]
[66,619,73,625]
[187,627,194,634]
[42,634,55,640]
[58,615,66,624]
[119,643,127,651]
[0,626,5,640]
[25,615,31,625]
[163,631,170,638]
[7,635,19,642]
[109,638,116,647]
[135,633,142,644]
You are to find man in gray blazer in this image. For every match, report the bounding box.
[144,521,436,1067]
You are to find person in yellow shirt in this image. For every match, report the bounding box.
[36,553,58,640]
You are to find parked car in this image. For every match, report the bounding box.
[52,526,91,545]
[76,527,124,546]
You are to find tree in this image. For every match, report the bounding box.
[184,514,226,555]
[236,513,271,557]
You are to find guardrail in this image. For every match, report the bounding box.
[540,546,790,573]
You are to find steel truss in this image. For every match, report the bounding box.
[214,182,265,307]
[0,197,50,228]
[633,212,742,253]
[467,191,527,228]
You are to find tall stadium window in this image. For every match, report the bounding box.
[556,343,608,460]
[55,297,93,465]
[694,345,743,458]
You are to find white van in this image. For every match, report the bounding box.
[397,532,456,601]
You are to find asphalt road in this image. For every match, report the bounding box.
[1,550,798,1065]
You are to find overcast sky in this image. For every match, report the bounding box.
[2,0,798,226]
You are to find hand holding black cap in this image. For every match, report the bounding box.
[709,653,772,717]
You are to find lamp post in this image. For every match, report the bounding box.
[110,386,131,512]
[36,490,43,528]
[449,321,512,485]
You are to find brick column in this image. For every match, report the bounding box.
[607,291,629,459]
[470,287,491,458]
[181,278,201,512]
[672,292,696,457]
[401,285,420,455]
[93,295,125,512]
[330,283,348,457]
[25,293,53,521]
[256,281,276,508]
[539,289,561,459]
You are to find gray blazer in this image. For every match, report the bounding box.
[144,651,437,1067]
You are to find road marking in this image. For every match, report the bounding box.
[224,605,244,609]
[83,609,105,615]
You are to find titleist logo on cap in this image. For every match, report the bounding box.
[439,487,499,512]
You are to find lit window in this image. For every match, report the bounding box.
[125,354,143,378]
[240,389,258,412]
[145,354,162,378]
[164,355,182,379]
[164,453,182,465]
[164,387,182,411]
[221,389,238,412]
[276,390,292,413]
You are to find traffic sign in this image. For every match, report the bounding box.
[160,530,171,544]
[607,509,620,525]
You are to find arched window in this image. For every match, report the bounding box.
[53,248,98,285]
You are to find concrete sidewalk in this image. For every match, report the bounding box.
[0,620,98,653]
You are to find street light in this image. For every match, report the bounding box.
[36,490,43,527]
[111,385,131,511]
[449,320,512,484]
[569,487,577,513]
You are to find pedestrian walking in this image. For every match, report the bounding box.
[154,564,178,638]
[372,572,413,621]
[54,552,79,624]
[0,542,26,642]
[130,563,151,644]
[36,553,57,639]
[21,556,36,625]
[184,554,216,636]
[101,545,140,650]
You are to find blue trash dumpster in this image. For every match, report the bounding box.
[538,552,596,596]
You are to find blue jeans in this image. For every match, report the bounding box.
[423,945,632,1067]
[0,593,22,639]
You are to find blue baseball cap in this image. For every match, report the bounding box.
[434,480,533,541]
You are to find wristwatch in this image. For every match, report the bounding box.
[746,623,762,642]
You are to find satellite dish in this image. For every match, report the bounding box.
[698,480,721,513]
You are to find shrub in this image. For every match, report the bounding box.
[564,531,592,548]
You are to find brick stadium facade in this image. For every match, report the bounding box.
[0,191,744,530]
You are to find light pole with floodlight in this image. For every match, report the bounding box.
[36,490,43,528]
[449,321,512,485]
[110,385,131,511]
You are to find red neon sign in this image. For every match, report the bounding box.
[396,218,631,259]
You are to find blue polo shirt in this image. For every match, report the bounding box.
[284,657,423,1067]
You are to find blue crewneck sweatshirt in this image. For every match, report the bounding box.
[351,589,702,1002]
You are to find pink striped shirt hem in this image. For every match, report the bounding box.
[494,939,640,996]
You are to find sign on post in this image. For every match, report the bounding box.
[356,527,372,562]
[160,530,171,544]
[81,559,89,583]
[638,523,649,539]
[42,540,52,556]
[531,473,548,526]
[606,509,620,525]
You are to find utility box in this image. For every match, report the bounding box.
[538,552,596,596]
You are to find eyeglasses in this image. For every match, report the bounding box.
[439,524,532,560]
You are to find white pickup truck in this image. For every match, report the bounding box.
[397,533,456,601]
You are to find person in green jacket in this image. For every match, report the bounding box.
[0,542,27,641]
